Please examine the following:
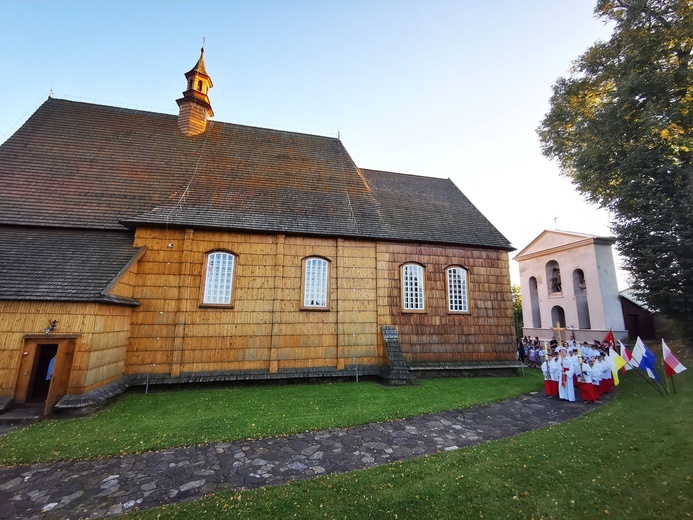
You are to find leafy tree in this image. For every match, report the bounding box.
[512,284,523,340]
[538,0,693,335]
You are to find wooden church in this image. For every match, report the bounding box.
[0,49,517,414]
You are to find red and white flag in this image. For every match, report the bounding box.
[662,339,687,377]
[618,340,634,372]
[603,330,615,347]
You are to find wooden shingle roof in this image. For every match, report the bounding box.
[0,227,142,304]
[361,169,511,249]
[0,98,512,250]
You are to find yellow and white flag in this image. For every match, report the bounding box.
[608,347,627,385]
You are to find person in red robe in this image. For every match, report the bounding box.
[579,358,599,403]
[541,353,558,397]
[597,353,613,394]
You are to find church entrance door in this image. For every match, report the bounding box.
[14,335,77,415]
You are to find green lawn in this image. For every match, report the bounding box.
[126,355,692,520]
[0,371,541,465]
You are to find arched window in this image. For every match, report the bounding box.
[446,266,469,313]
[551,305,566,328]
[302,257,330,309]
[573,268,591,329]
[202,251,236,305]
[546,260,562,294]
[402,263,425,311]
[529,276,541,328]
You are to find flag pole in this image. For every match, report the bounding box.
[625,360,665,395]
[619,341,629,374]
[662,355,671,395]
[652,357,669,395]
[671,376,677,394]
[653,351,670,395]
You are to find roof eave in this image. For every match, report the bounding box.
[121,219,514,250]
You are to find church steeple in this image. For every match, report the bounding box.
[176,47,214,136]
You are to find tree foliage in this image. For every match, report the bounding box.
[538,0,693,335]
[512,284,524,340]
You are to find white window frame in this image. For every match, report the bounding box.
[446,266,469,313]
[402,263,425,311]
[302,257,329,309]
[202,251,235,305]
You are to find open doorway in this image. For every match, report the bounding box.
[27,344,58,403]
[15,335,77,415]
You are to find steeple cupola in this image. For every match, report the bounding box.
[176,48,214,136]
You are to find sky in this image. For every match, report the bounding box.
[0,0,627,288]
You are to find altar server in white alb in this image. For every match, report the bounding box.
[579,358,599,403]
[596,353,612,394]
[558,349,575,402]
[569,349,581,384]
[590,354,603,396]
[549,351,562,394]
[542,352,558,397]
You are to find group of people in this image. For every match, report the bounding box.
[518,336,616,403]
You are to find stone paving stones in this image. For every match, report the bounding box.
[0,391,612,519]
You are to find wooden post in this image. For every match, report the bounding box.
[171,228,194,377]
[336,237,345,370]
[269,234,285,373]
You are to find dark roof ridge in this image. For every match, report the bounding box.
[45,97,342,143]
[360,167,450,182]
[210,118,340,142]
[45,96,177,120]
